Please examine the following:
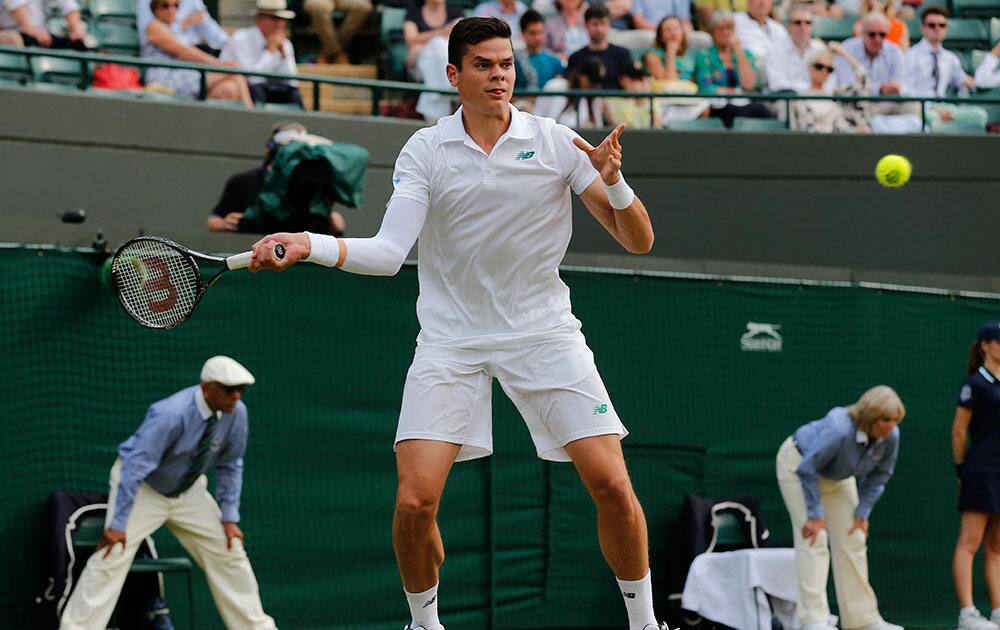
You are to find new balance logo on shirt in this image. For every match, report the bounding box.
[514,150,535,161]
[593,404,608,415]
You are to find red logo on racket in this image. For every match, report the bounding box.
[141,257,179,313]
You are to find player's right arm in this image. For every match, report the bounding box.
[250,132,431,275]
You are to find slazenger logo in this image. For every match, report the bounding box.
[740,322,783,353]
[514,150,535,160]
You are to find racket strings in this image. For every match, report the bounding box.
[112,239,201,328]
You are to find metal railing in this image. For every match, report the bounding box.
[3,44,1000,131]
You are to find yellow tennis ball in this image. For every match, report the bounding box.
[875,154,912,188]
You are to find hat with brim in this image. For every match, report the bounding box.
[978,321,1000,342]
[201,355,256,386]
[255,0,294,20]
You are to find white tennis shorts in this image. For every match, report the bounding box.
[395,333,627,462]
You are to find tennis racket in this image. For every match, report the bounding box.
[111,235,284,329]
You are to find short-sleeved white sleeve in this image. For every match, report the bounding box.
[390,131,432,207]
[551,124,600,196]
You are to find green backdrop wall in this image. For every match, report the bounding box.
[2,245,996,628]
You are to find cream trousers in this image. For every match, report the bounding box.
[776,437,883,629]
[60,459,275,630]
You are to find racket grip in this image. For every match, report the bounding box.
[226,243,286,271]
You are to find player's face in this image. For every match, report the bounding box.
[869,412,900,439]
[202,382,244,414]
[448,37,515,115]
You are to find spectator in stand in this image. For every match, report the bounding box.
[607,62,662,127]
[474,0,528,43]
[567,4,634,88]
[734,0,791,68]
[220,0,301,106]
[765,4,827,92]
[853,0,909,49]
[695,11,772,126]
[777,0,844,18]
[791,42,872,132]
[535,55,608,126]
[143,0,254,107]
[404,0,464,121]
[137,0,228,53]
[903,6,986,131]
[209,122,347,235]
[632,0,692,33]
[546,0,588,61]
[695,0,746,37]
[645,15,695,81]
[0,0,89,49]
[834,12,920,132]
[515,10,564,90]
[974,41,1000,88]
[303,0,371,63]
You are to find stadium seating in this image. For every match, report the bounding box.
[732,116,788,131]
[94,21,141,56]
[952,0,1000,19]
[667,117,726,130]
[87,0,138,25]
[31,55,88,89]
[0,50,32,85]
[812,16,856,42]
[379,6,408,81]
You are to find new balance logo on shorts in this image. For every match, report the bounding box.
[514,150,535,160]
[593,404,608,415]
[422,595,436,608]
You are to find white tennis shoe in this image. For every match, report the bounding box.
[856,622,904,630]
[403,626,444,630]
[641,624,674,630]
[961,610,1000,630]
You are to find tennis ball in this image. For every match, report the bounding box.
[875,154,912,188]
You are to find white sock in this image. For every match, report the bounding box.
[960,606,978,619]
[404,583,441,630]
[616,571,657,630]
[991,607,1000,621]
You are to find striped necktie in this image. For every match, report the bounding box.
[172,413,218,496]
[931,50,941,96]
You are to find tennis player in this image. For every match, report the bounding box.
[249,16,661,629]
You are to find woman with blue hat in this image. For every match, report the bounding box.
[951,321,1000,630]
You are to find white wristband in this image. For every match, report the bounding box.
[604,175,635,211]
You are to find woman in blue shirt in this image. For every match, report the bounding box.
[951,321,1000,630]
[776,385,905,630]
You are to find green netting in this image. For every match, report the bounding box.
[1,245,996,628]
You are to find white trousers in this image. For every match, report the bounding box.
[776,437,882,629]
[60,460,275,630]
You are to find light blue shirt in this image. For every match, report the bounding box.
[793,406,899,520]
[473,0,528,39]
[111,385,248,531]
[834,36,906,96]
[632,0,690,24]
[904,39,966,98]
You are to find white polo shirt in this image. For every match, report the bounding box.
[390,105,600,349]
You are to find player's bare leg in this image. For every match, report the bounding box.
[565,434,659,629]
[393,439,461,629]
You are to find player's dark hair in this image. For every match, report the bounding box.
[520,9,544,32]
[921,4,949,22]
[584,4,610,22]
[448,17,512,69]
[968,340,985,375]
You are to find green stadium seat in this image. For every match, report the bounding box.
[74,514,195,629]
[380,6,408,81]
[0,50,32,85]
[732,116,788,131]
[969,87,1000,123]
[813,17,856,42]
[31,55,88,88]
[88,0,137,24]
[991,17,1000,45]
[951,0,1000,19]
[94,21,140,56]
[258,101,305,111]
[931,119,988,133]
[667,117,726,130]
[943,18,990,50]
[958,49,974,73]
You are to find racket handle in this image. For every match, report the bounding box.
[226,243,286,271]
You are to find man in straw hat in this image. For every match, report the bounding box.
[60,356,277,630]
[221,0,303,106]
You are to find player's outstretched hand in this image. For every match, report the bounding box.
[249,232,311,272]
[573,123,626,186]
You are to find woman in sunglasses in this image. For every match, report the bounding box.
[143,0,253,107]
[791,42,872,133]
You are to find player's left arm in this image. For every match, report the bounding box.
[574,124,654,254]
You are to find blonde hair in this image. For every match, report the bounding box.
[847,385,906,433]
